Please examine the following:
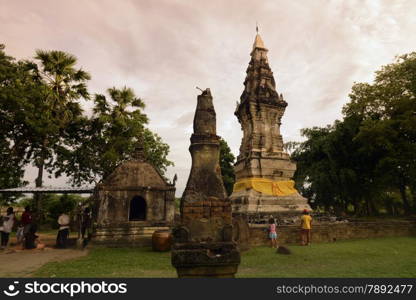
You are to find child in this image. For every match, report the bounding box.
[268,218,278,248]
[16,225,24,245]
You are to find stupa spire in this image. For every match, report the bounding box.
[252,23,267,51]
[240,31,282,107]
[230,31,311,221]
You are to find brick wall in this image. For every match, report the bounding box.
[182,198,232,222]
[249,220,416,246]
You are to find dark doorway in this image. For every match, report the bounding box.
[129,196,147,221]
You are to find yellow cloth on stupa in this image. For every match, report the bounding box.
[233,178,298,196]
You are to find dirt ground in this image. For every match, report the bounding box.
[0,234,88,277]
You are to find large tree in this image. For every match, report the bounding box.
[343,53,416,214]
[54,87,173,185]
[0,45,41,205]
[292,117,380,215]
[25,50,91,215]
[0,46,174,213]
[0,47,90,214]
[293,52,416,215]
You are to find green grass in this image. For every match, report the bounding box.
[32,237,416,278]
[33,247,176,278]
[239,237,416,277]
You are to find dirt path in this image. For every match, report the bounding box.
[0,234,88,277]
[0,248,88,277]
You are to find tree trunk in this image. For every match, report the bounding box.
[399,184,411,215]
[409,185,416,212]
[34,138,48,224]
[369,197,378,216]
[352,199,359,216]
[398,174,411,215]
[34,157,44,224]
[344,200,348,215]
[385,199,394,216]
[364,198,371,216]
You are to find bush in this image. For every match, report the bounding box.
[17,194,87,229]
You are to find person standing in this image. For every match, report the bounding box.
[300,209,312,246]
[24,223,39,249]
[56,212,70,248]
[268,218,278,248]
[0,207,15,249]
[21,206,33,235]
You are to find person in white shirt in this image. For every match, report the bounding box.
[56,212,70,248]
[1,207,15,249]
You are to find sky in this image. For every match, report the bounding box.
[1,0,416,196]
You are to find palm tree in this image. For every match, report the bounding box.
[91,87,148,179]
[35,50,90,125]
[30,50,91,218]
[53,86,173,187]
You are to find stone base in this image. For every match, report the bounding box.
[230,189,311,223]
[92,223,170,247]
[171,242,240,278]
[232,216,251,251]
[234,152,297,180]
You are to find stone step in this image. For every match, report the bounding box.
[95,226,169,233]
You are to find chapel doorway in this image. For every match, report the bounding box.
[129,196,147,221]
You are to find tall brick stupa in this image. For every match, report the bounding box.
[230,31,311,221]
[171,88,240,278]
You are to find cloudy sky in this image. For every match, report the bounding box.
[1,0,416,196]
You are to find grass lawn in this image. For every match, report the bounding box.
[32,237,416,278]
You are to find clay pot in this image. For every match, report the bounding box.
[152,230,172,252]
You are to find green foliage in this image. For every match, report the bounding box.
[219,138,236,196]
[0,44,92,216]
[1,44,173,203]
[283,141,300,155]
[45,194,83,229]
[29,49,91,180]
[55,87,174,184]
[142,128,173,178]
[0,44,40,205]
[17,194,86,228]
[16,197,33,209]
[293,52,416,215]
[174,197,181,210]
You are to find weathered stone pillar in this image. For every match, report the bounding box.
[171,88,240,278]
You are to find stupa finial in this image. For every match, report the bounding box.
[252,25,266,50]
